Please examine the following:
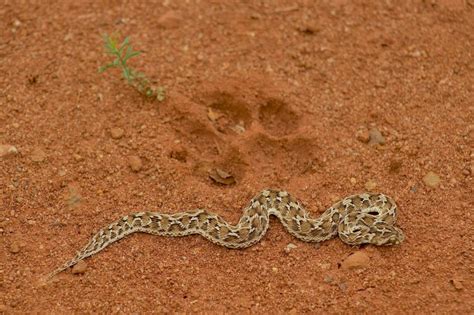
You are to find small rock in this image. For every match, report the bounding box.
[368,128,386,145]
[110,127,124,139]
[350,177,357,185]
[409,278,421,284]
[408,49,422,58]
[364,180,377,191]
[73,153,84,162]
[169,148,188,163]
[128,155,143,172]
[272,267,278,273]
[30,148,46,162]
[64,32,73,41]
[9,241,21,254]
[323,275,334,283]
[207,108,223,122]
[341,251,370,270]
[284,243,297,253]
[157,11,182,29]
[450,279,463,290]
[355,128,370,143]
[72,260,87,274]
[297,24,319,35]
[209,168,236,185]
[462,167,471,176]
[0,144,18,158]
[423,171,441,188]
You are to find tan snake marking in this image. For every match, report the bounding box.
[47,190,404,279]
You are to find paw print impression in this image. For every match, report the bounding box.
[205,92,253,135]
[258,98,300,137]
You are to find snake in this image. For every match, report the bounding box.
[47,189,404,279]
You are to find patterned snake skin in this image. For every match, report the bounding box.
[47,190,404,279]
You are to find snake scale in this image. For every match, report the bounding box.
[48,190,404,279]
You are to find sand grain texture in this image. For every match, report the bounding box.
[1,1,473,313]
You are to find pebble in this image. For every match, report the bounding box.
[30,148,46,162]
[128,155,143,172]
[423,171,441,188]
[170,148,188,163]
[364,180,377,191]
[72,260,87,274]
[157,11,182,29]
[368,128,386,145]
[209,168,236,186]
[341,251,370,270]
[323,275,334,283]
[73,153,84,162]
[9,241,21,254]
[110,127,124,139]
[450,279,463,290]
[355,128,370,143]
[462,167,471,176]
[0,144,18,158]
[284,243,297,253]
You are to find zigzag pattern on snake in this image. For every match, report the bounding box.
[48,189,404,279]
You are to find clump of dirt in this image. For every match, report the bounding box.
[1,1,473,314]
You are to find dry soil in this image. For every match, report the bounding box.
[1,0,473,313]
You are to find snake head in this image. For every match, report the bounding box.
[371,225,405,246]
[338,222,405,246]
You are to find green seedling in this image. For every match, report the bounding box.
[99,34,165,101]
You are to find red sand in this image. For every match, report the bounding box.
[1,1,473,313]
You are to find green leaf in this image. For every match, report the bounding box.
[103,35,119,55]
[99,33,165,102]
[122,68,132,82]
[121,36,130,48]
[118,37,130,55]
[123,46,141,62]
[98,62,116,73]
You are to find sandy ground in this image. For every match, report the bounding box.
[1,0,473,313]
